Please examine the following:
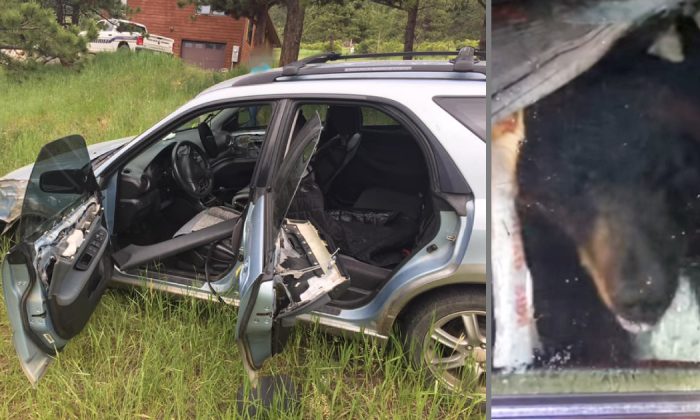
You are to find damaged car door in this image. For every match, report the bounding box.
[236,113,348,376]
[2,135,112,385]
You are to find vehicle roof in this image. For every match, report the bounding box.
[198,60,484,98]
[192,72,482,107]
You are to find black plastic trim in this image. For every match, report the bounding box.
[433,95,486,141]
[436,192,470,217]
[113,218,238,270]
[48,222,112,339]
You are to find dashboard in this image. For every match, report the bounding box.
[227,130,266,160]
[114,127,266,233]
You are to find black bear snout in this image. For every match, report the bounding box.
[613,277,673,325]
[610,240,680,325]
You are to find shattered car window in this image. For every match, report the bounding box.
[492,0,700,395]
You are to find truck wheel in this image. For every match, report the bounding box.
[118,43,130,52]
[402,288,486,393]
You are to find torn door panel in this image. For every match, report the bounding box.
[275,219,349,320]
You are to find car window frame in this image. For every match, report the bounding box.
[433,95,485,141]
[98,99,284,182]
[264,97,457,196]
[97,93,472,200]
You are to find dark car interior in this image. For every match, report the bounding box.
[111,102,444,306]
[284,105,440,306]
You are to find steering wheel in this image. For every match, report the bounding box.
[171,141,213,199]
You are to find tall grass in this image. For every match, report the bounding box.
[0,52,244,175]
[0,53,483,418]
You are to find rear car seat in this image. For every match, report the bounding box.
[288,173,418,269]
[353,187,422,221]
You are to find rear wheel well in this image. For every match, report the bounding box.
[118,42,130,50]
[394,283,485,332]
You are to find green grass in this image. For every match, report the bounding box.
[0,53,483,418]
[0,52,244,175]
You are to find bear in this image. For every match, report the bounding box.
[516,16,700,367]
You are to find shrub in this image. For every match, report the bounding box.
[355,39,478,55]
[301,40,343,53]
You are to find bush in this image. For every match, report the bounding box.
[355,39,403,54]
[354,39,478,54]
[301,40,343,53]
[0,0,99,73]
[417,39,478,51]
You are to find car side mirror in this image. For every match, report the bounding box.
[39,169,98,194]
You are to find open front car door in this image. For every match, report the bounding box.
[2,135,112,385]
[235,113,349,380]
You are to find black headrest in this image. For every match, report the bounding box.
[325,106,362,137]
[294,111,307,136]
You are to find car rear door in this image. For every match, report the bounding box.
[236,113,339,376]
[2,135,112,385]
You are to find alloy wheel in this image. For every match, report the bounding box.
[422,309,487,391]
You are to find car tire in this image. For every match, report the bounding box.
[118,43,130,51]
[402,287,486,393]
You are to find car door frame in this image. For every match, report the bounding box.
[235,111,325,376]
[102,99,291,296]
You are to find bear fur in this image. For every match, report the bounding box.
[517,17,700,367]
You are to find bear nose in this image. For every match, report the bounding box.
[615,286,668,324]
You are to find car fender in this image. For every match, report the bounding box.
[374,262,486,336]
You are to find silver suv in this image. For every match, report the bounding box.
[1,49,485,392]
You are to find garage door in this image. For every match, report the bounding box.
[181,40,227,70]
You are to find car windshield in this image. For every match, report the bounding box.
[117,22,146,34]
[19,135,94,240]
[172,110,222,134]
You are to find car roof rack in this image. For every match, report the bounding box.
[224,47,484,90]
[280,47,485,76]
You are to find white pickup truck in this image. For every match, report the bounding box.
[87,19,174,54]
